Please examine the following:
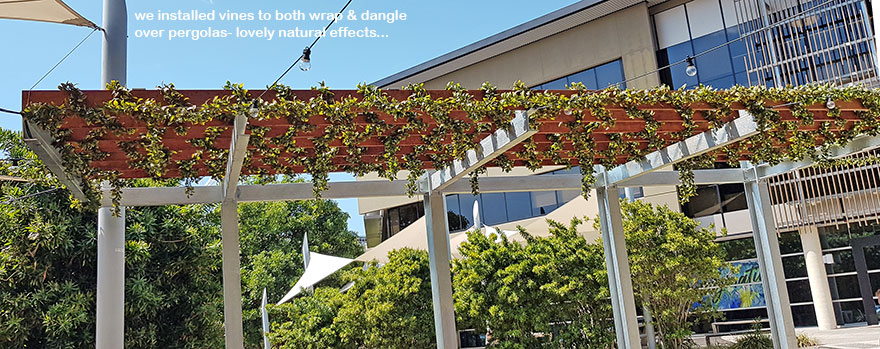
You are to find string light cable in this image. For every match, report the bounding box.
[613,0,840,87]
[0,108,21,115]
[1,187,62,205]
[1,27,102,116]
[256,0,355,101]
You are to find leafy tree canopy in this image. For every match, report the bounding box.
[0,127,362,348]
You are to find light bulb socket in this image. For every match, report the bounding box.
[249,100,260,116]
[302,47,311,63]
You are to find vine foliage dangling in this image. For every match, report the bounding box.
[20,81,880,208]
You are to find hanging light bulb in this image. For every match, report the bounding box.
[249,100,260,116]
[300,47,312,72]
[685,56,697,77]
[826,97,836,109]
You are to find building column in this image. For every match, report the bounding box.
[96,206,125,349]
[423,192,458,349]
[743,165,797,349]
[221,202,244,349]
[596,185,641,348]
[800,226,836,330]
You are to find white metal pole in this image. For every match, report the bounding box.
[97,1,126,346]
[596,184,641,348]
[743,163,797,349]
[423,191,458,348]
[221,202,245,349]
[96,204,125,349]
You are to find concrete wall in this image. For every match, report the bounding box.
[409,4,660,90]
[360,3,670,240]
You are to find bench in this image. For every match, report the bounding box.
[704,319,770,345]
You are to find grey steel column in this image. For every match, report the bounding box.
[97,0,126,346]
[423,192,458,348]
[221,202,244,349]
[596,184,641,348]
[743,164,797,349]
[96,205,125,349]
[102,0,127,87]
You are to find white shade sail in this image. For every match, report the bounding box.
[0,0,97,28]
[276,252,354,305]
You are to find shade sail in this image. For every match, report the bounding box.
[518,195,601,242]
[276,252,354,305]
[0,0,97,28]
[358,196,603,263]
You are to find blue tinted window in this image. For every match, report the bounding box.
[480,193,508,225]
[505,192,533,222]
[541,77,568,89]
[660,42,698,88]
[567,69,598,89]
[533,59,625,90]
[693,31,734,82]
[704,74,736,89]
[595,60,625,87]
[458,194,479,229]
[446,194,462,232]
[726,27,748,74]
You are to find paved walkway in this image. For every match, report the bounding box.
[697,325,880,348]
[800,325,880,349]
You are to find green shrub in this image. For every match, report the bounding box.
[730,322,772,349]
[797,332,820,347]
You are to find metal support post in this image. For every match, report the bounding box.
[102,0,127,87]
[743,163,797,349]
[221,202,244,349]
[423,190,458,349]
[596,175,641,348]
[96,204,125,349]
[97,0,126,345]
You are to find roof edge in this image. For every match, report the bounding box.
[373,0,607,88]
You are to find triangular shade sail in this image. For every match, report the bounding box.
[276,252,354,305]
[0,0,96,28]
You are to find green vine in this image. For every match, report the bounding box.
[20,82,880,207]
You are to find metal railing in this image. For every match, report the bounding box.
[735,0,879,87]
[767,148,880,231]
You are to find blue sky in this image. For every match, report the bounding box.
[0,0,578,235]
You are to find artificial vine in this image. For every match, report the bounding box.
[20,81,880,207]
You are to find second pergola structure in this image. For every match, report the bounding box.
[21,88,879,349]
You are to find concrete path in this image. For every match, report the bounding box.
[696,325,880,348]
[799,325,880,349]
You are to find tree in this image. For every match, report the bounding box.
[268,287,347,349]
[616,200,732,348]
[269,248,435,348]
[453,219,615,348]
[0,128,364,348]
[239,199,363,347]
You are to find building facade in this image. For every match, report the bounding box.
[360,0,880,333]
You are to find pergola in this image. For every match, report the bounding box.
[19,84,880,349]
